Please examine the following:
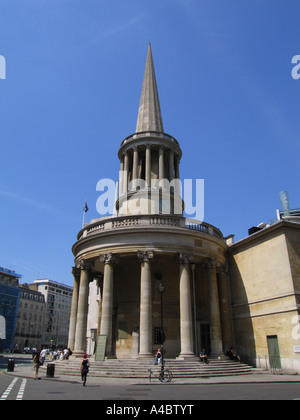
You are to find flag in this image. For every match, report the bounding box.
[84,201,89,213]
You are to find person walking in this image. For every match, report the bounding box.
[33,350,41,380]
[40,347,47,365]
[80,354,90,387]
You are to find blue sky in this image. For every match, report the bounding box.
[0,0,299,286]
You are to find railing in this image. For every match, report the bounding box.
[120,131,180,147]
[78,215,224,242]
[241,353,283,375]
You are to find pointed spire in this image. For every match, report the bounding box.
[136,43,164,133]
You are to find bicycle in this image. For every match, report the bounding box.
[148,367,173,383]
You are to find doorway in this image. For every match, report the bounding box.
[267,335,282,371]
[200,324,211,355]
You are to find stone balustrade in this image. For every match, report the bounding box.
[77,215,223,242]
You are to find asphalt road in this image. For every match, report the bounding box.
[1,354,300,402]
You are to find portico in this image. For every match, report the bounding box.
[69,214,230,359]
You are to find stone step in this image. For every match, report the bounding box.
[42,358,254,378]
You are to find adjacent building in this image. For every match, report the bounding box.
[0,266,22,286]
[0,283,21,352]
[0,267,22,352]
[229,217,300,373]
[31,279,73,349]
[0,268,73,352]
[14,286,46,351]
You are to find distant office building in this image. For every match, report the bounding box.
[31,279,73,349]
[0,266,22,287]
[14,286,46,351]
[0,283,21,352]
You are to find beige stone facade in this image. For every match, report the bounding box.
[69,44,300,374]
[229,221,300,373]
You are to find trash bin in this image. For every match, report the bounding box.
[7,359,15,372]
[46,363,55,378]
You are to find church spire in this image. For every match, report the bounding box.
[136,43,164,133]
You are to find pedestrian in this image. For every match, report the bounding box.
[33,350,41,380]
[40,347,47,366]
[80,354,90,387]
[66,348,73,360]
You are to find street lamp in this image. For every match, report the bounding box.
[158,283,165,372]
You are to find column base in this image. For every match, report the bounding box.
[137,353,153,360]
[177,353,199,361]
[105,354,117,360]
[209,353,229,361]
[71,351,86,359]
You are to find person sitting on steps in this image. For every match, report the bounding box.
[200,348,209,364]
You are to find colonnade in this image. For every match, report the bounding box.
[68,252,232,359]
[119,145,181,195]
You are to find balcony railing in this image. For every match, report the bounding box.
[78,215,223,242]
[120,131,180,147]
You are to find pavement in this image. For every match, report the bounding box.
[1,353,300,386]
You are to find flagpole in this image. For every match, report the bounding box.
[82,200,88,228]
[82,209,85,229]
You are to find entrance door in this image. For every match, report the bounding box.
[200,324,211,355]
[267,335,282,371]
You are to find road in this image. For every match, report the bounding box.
[1,354,300,402]
[1,372,300,401]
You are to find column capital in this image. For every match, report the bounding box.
[177,252,190,265]
[137,250,154,263]
[204,258,220,270]
[71,266,81,280]
[76,259,94,271]
[218,264,227,275]
[100,253,120,265]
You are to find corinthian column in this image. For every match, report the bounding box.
[178,252,195,359]
[206,259,223,356]
[137,251,154,358]
[74,260,93,357]
[218,266,233,351]
[100,253,119,357]
[68,266,80,351]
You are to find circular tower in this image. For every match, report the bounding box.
[70,44,231,360]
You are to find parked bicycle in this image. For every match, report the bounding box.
[148,367,173,383]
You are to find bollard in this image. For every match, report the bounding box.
[7,359,15,372]
[46,363,55,378]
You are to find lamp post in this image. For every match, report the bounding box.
[158,283,165,372]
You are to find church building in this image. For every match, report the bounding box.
[69,44,300,374]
